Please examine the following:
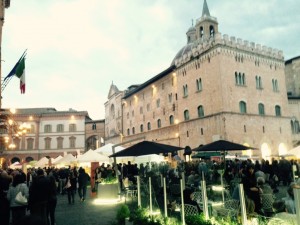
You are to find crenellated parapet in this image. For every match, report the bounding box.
[173,32,284,68]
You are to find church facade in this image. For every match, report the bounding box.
[105,0,293,159]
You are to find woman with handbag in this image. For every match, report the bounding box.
[65,171,77,204]
[7,174,29,225]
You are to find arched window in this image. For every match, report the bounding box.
[169,115,174,125]
[157,119,161,128]
[110,104,115,119]
[200,26,204,38]
[242,73,245,85]
[239,101,247,113]
[147,122,151,130]
[275,80,279,91]
[197,105,204,118]
[275,105,281,116]
[25,156,34,163]
[238,73,242,85]
[291,120,295,134]
[196,78,202,91]
[184,110,190,121]
[209,25,215,37]
[295,121,300,134]
[256,76,262,89]
[183,84,188,97]
[132,127,135,135]
[127,129,130,135]
[235,72,238,84]
[140,124,144,133]
[258,103,265,115]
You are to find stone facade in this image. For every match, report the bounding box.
[285,56,300,146]
[85,119,105,150]
[105,1,293,159]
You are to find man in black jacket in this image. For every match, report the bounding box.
[29,169,51,224]
[78,167,90,202]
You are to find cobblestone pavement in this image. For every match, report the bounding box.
[55,188,119,225]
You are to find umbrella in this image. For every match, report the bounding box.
[193,140,257,152]
[109,140,183,157]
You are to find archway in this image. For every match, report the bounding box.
[261,143,271,159]
[278,143,287,156]
[25,156,34,163]
[11,157,20,164]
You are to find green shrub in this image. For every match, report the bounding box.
[185,214,213,225]
[116,204,130,225]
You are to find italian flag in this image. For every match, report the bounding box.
[15,57,25,94]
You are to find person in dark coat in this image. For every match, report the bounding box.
[242,164,262,214]
[66,171,77,204]
[47,175,57,225]
[29,169,51,225]
[0,170,12,225]
[183,188,201,213]
[77,168,90,202]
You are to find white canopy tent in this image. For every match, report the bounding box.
[77,149,110,163]
[95,143,134,163]
[287,145,300,158]
[53,154,76,166]
[94,143,125,156]
[10,161,22,169]
[52,155,63,164]
[34,157,50,168]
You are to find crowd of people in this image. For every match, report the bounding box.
[0,156,299,224]
[0,166,90,225]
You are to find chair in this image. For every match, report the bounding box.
[260,193,275,216]
[122,179,137,199]
[180,204,199,217]
[191,191,203,210]
[217,199,240,217]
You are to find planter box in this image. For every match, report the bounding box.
[97,183,119,199]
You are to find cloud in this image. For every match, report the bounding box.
[2,0,299,119]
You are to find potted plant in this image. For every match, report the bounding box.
[116,204,130,225]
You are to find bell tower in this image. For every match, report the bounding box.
[195,0,218,41]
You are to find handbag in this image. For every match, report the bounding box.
[15,191,28,205]
[65,180,71,189]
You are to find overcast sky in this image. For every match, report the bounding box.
[1,0,299,119]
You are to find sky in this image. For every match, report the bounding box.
[1,0,300,119]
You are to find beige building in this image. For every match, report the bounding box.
[0,108,93,167]
[105,0,293,159]
[285,56,300,146]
